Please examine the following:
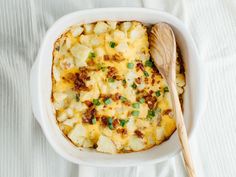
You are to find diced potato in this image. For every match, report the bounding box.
[129,136,145,151]
[121,22,132,31]
[138,104,149,118]
[160,115,176,137]
[70,44,91,67]
[126,117,136,132]
[65,38,71,48]
[90,36,101,46]
[71,26,84,37]
[102,128,113,137]
[129,24,145,41]
[126,70,137,84]
[79,81,100,101]
[53,66,60,81]
[123,86,136,102]
[97,135,117,154]
[79,35,91,47]
[57,111,68,122]
[156,126,165,141]
[136,118,150,129]
[94,22,108,35]
[60,57,74,70]
[63,117,78,127]
[65,108,73,117]
[113,30,125,41]
[115,42,129,53]
[107,21,117,30]
[68,124,86,145]
[83,138,93,148]
[53,92,67,103]
[70,101,87,112]
[83,23,94,34]
[94,47,105,57]
[115,105,129,119]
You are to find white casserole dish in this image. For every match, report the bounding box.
[30,8,206,167]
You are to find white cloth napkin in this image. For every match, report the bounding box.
[0,0,236,177]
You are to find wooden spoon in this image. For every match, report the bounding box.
[149,23,196,177]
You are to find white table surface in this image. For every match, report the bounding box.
[0,0,236,177]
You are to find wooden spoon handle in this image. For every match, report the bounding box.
[168,80,196,177]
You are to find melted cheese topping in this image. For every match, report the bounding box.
[52,21,185,154]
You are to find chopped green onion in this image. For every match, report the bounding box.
[109,41,116,48]
[164,87,169,93]
[108,78,115,83]
[108,124,114,130]
[139,98,145,103]
[131,83,137,89]
[75,94,80,102]
[127,62,134,69]
[92,117,97,124]
[122,79,127,85]
[131,110,140,117]
[120,119,129,127]
[107,117,114,130]
[108,117,113,124]
[120,96,127,102]
[155,90,161,97]
[148,110,155,117]
[132,102,140,109]
[97,64,106,71]
[104,98,112,105]
[89,52,96,58]
[92,99,101,106]
[145,59,154,67]
[143,71,149,77]
[147,110,156,119]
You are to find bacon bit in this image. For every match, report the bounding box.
[84,100,93,107]
[103,54,124,62]
[117,128,127,135]
[87,59,95,66]
[74,77,88,91]
[113,75,123,80]
[101,116,108,126]
[144,77,149,84]
[123,100,131,106]
[112,93,121,101]
[151,73,156,85]
[163,109,172,115]
[135,77,142,84]
[79,67,90,80]
[113,53,124,61]
[82,107,96,124]
[151,79,155,85]
[104,55,110,61]
[144,95,157,109]
[151,66,159,74]
[107,66,118,78]
[112,119,119,128]
[135,130,144,138]
[149,90,154,94]
[73,68,90,91]
[136,63,145,71]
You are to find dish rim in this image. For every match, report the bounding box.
[30,7,207,167]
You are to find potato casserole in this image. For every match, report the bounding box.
[51,21,185,154]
